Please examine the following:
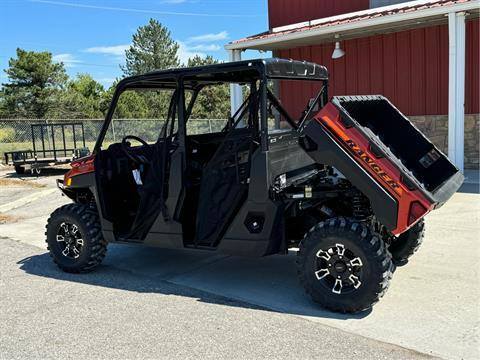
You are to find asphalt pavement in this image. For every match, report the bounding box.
[0,167,478,359]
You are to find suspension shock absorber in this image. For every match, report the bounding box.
[352,192,372,221]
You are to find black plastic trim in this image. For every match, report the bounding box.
[331,96,464,205]
[300,120,398,231]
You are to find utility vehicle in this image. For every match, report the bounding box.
[46,59,463,313]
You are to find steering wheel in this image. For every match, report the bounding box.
[121,135,150,165]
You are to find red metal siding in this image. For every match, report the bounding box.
[277,19,479,118]
[466,19,480,114]
[268,0,369,29]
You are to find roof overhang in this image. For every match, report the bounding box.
[226,0,479,51]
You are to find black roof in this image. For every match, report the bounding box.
[118,58,328,90]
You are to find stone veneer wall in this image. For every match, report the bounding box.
[409,114,479,169]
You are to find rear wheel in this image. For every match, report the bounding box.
[14,165,25,175]
[45,204,107,273]
[389,219,425,266]
[296,217,394,313]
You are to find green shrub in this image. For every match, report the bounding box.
[0,128,16,142]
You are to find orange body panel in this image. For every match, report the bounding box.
[64,154,95,184]
[314,103,433,235]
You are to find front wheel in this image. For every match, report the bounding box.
[45,204,107,273]
[296,217,395,313]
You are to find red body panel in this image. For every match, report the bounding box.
[277,18,479,118]
[314,103,434,235]
[268,0,369,29]
[64,154,95,183]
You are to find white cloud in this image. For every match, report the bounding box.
[188,44,221,52]
[52,53,81,67]
[83,44,129,56]
[186,31,228,43]
[179,31,226,57]
[177,41,206,65]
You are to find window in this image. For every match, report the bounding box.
[267,80,323,129]
[186,83,243,135]
[102,88,176,147]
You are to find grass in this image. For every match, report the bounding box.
[0,178,46,188]
[0,142,32,157]
[0,141,97,164]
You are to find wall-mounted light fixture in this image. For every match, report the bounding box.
[331,34,345,59]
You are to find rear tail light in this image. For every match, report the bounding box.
[408,201,427,226]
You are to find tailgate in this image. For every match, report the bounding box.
[300,95,464,235]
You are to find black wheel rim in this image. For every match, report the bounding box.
[314,243,363,295]
[56,222,84,259]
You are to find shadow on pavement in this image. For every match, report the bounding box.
[458,183,480,194]
[3,167,68,179]
[18,244,371,320]
[459,170,480,194]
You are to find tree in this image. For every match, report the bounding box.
[52,74,105,119]
[69,73,104,99]
[2,48,67,118]
[122,19,180,76]
[0,88,7,118]
[187,56,230,119]
[187,55,218,67]
[112,90,149,119]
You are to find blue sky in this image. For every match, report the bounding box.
[0,0,269,87]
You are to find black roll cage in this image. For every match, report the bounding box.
[94,58,329,154]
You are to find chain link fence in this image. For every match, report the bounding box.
[0,119,227,164]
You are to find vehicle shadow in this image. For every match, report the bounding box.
[18,244,371,320]
[3,167,68,179]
